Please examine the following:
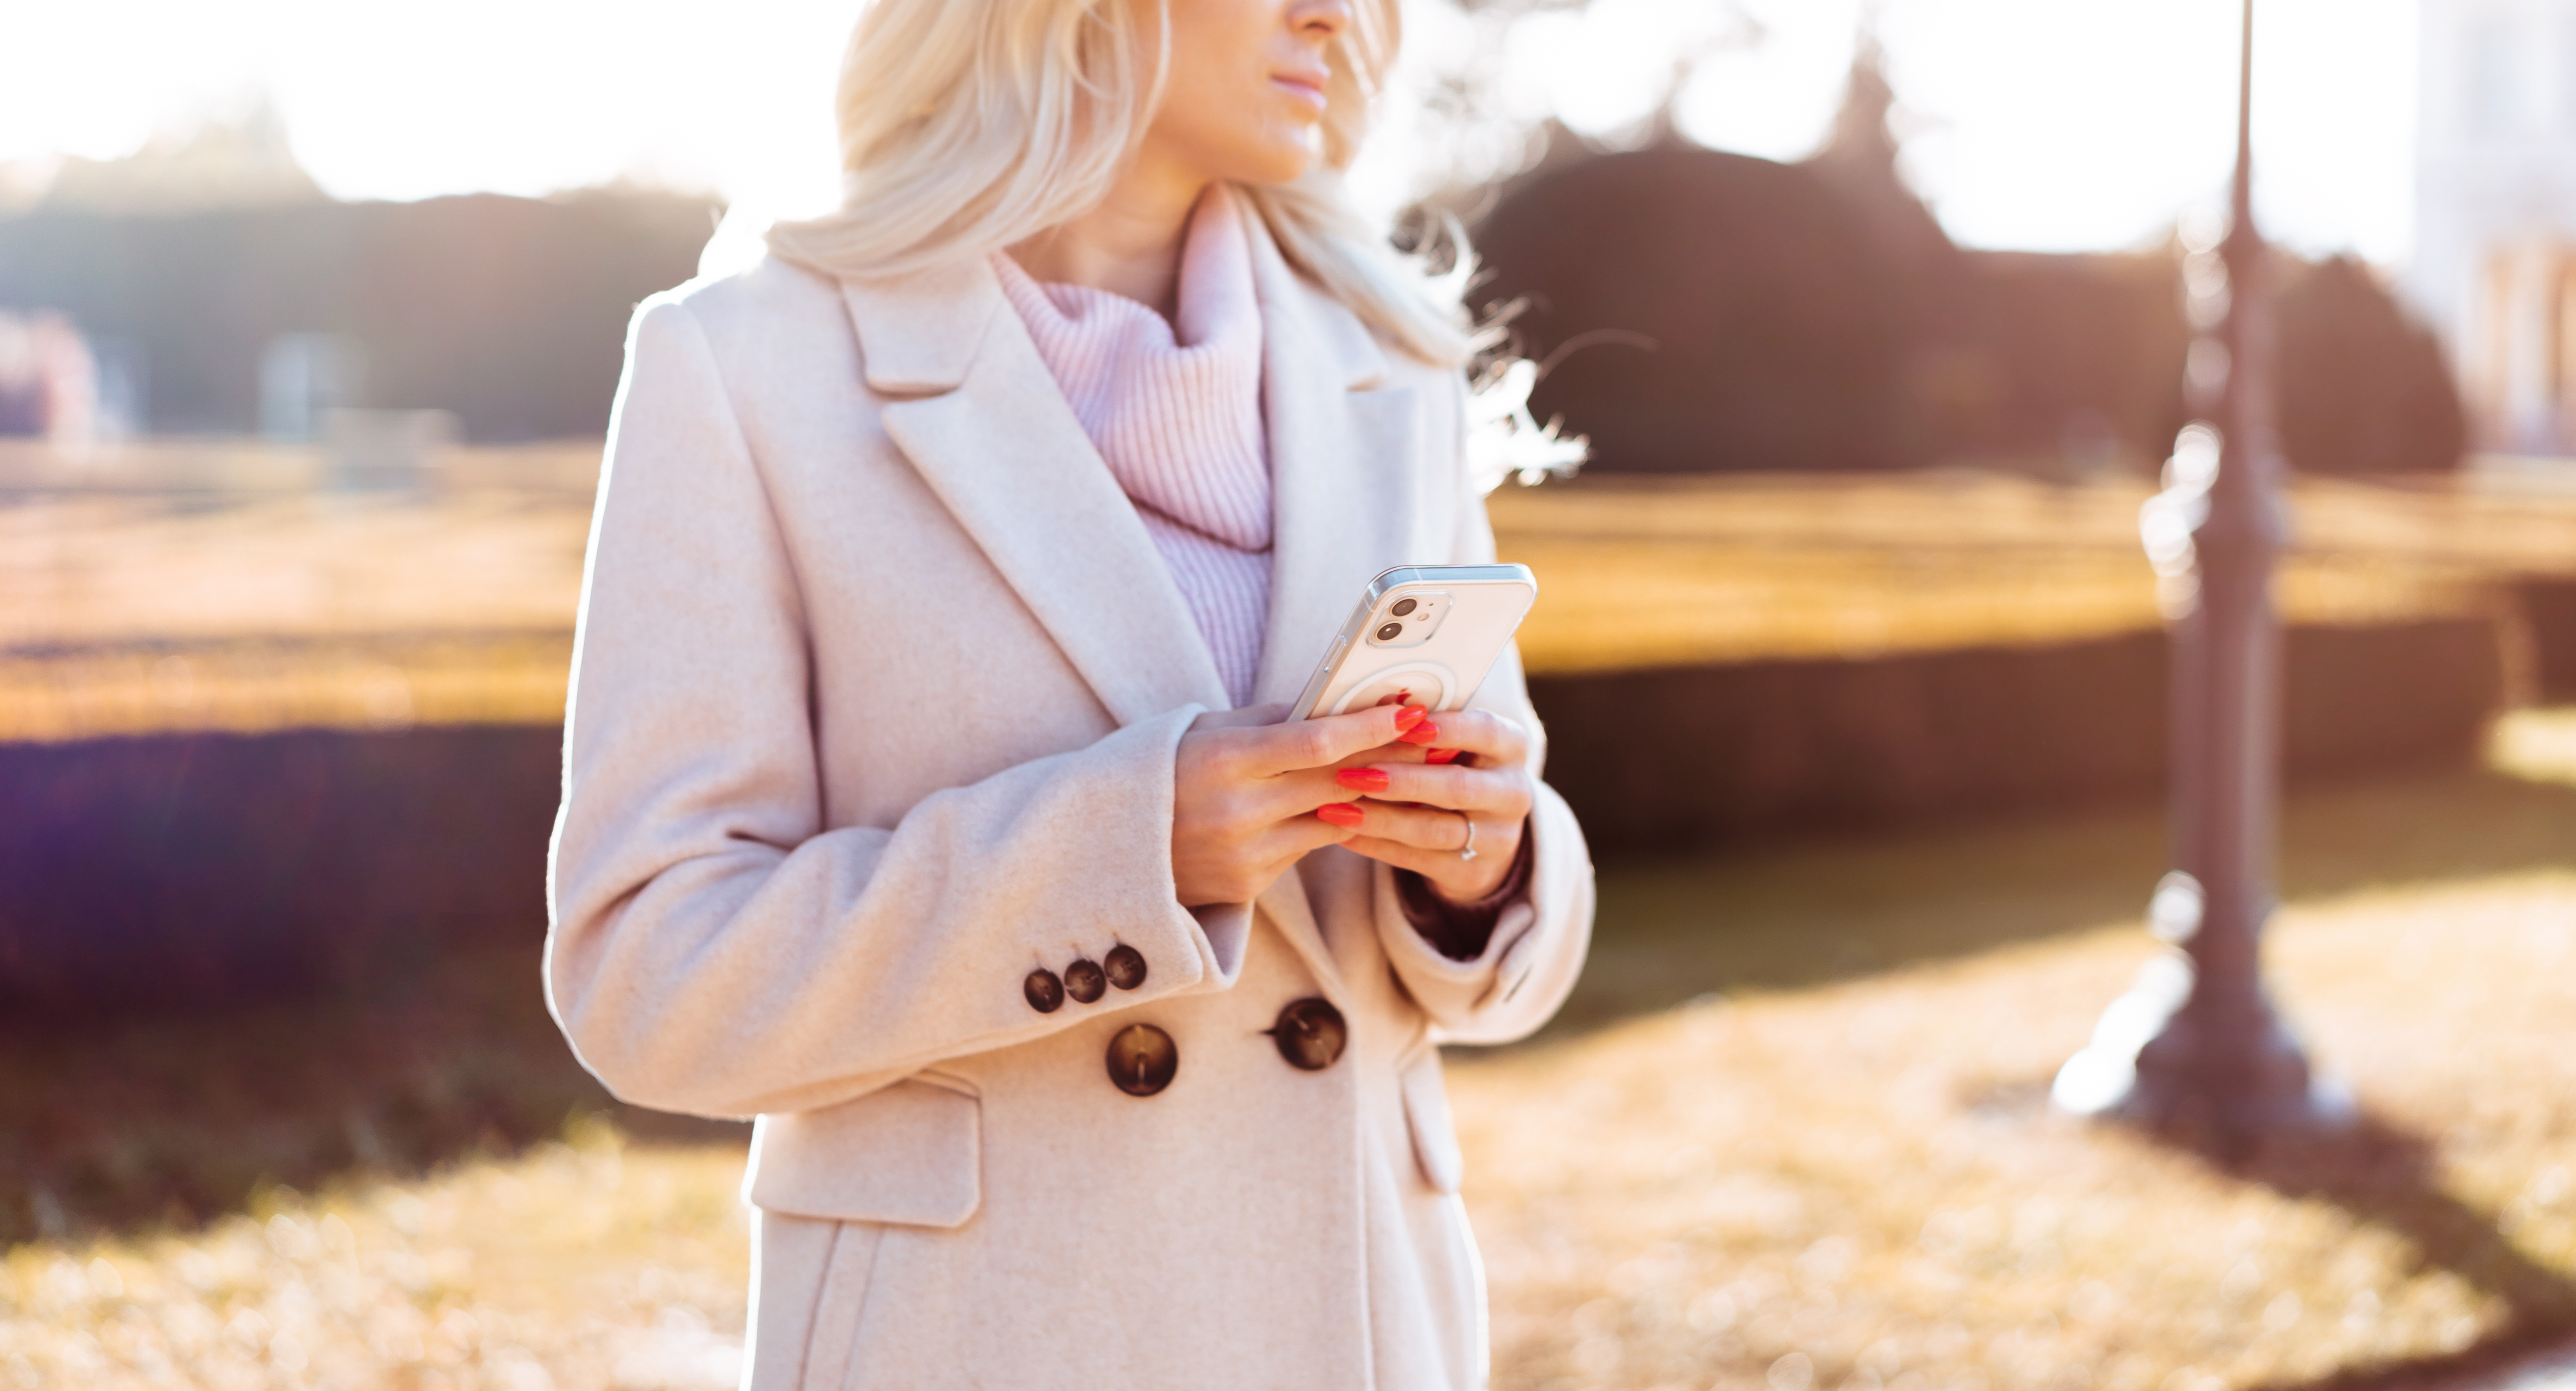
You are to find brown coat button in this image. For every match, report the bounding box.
[1106,1024,1178,1096]
[1104,944,1147,991]
[1064,958,1107,1004]
[1269,998,1347,1071]
[1024,968,1064,1014]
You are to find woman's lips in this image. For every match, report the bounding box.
[1273,73,1328,111]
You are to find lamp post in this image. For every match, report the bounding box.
[2050,0,2342,1138]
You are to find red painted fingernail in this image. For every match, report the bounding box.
[1398,720,1440,746]
[1424,747,1461,765]
[1393,705,1428,732]
[1316,802,1366,828]
[1337,767,1390,792]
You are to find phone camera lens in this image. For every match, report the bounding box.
[1375,622,1405,642]
[1390,598,1418,617]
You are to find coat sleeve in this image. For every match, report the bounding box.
[544,296,1242,1121]
[1370,375,1596,1045]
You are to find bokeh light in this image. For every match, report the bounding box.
[3,0,2415,262]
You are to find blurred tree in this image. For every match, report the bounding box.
[25,95,322,216]
[1953,251,2190,475]
[1472,144,1910,472]
[1803,41,2188,477]
[1804,38,1953,279]
[1465,45,2191,478]
[2274,255,2466,475]
[1461,40,2459,481]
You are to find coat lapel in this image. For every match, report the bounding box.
[1244,218,1422,710]
[850,264,1232,728]
[1239,211,1426,987]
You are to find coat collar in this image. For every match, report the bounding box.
[839,215,1396,399]
[839,258,1003,397]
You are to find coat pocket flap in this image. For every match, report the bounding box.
[1398,1048,1465,1195]
[745,1077,982,1228]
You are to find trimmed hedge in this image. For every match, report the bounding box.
[0,618,2506,1009]
[2521,580,2576,703]
[0,727,560,1014]
[1530,619,2506,857]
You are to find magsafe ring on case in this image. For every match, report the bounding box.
[1327,662,1457,716]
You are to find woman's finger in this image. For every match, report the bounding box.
[1340,832,1472,874]
[1341,709,1530,771]
[1313,797,1488,854]
[1326,710,1530,768]
[1340,829,1521,899]
[1403,708,1529,765]
[1259,758,1499,814]
[1246,812,1356,866]
[1335,762,1532,817]
[1229,703,1428,777]
[1259,764,1390,820]
[1265,762,1524,825]
[1180,813,1355,906]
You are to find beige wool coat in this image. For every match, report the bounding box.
[545,213,1595,1391]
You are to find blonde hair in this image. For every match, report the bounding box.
[764,0,1473,366]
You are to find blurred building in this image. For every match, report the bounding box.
[260,333,365,442]
[0,311,99,444]
[0,105,714,443]
[2409,0,2576,454]
[0,198,715,443]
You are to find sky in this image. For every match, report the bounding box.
[0,0,2420,265]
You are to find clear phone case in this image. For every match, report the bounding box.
[1286,564,1538,721]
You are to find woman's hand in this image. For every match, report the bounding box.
[1171,700,1435,907]
[1320,709,1534,902]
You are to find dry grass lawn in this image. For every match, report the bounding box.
[1,1134,748,1391]
[0,441,595,743]
[13,460,2576,740]
[1485,472,2575,673]
[10,453,2576,1385]
[1459,875,2576,1391]
[7,717,2576,1389]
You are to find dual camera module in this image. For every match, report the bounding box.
[1370,594,1445,646]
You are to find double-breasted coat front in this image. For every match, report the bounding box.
[544,211,1595,1391]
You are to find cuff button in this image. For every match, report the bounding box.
[1104,944,1147,991]
[1064,958,1107,1004]
[1024,968,1065,1014]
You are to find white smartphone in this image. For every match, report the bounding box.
[1286,563,1539,721]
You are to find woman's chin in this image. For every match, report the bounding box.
[1217,140,1321,191]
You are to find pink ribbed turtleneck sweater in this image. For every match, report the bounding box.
[993,188,1271,706]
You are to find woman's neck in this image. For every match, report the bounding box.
[1008,158,1212,321]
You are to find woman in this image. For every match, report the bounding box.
[544,0,1594,1386]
